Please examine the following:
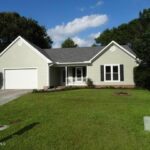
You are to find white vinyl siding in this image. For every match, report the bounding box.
[0,38,49,89]
[87,45,137,86]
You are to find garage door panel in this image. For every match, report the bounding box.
[5,69,37,89]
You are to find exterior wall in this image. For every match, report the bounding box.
[0,39,49,89]
[87,45,138,86]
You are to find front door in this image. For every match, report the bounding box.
[76,67,83,83]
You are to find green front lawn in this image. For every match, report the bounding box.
[0,89,150,150]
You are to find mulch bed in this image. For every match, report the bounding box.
[9,119,22,125]
[114,92,130,96]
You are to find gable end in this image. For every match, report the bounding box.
[90,41,137,63]
[0,36,52,63]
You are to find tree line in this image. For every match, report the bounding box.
[95,8,150,67]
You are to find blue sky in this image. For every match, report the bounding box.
[0,0,150,47]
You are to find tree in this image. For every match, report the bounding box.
[133,29,150,66]
[95,20,141,46]
[91,43,98,47]
[61,38,78,48]
[95,8,150,66]
[0,12,53,52]
[91,43,100,47]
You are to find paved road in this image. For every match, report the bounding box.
[0,90,31,105]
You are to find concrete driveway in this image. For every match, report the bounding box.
[0,90,31,105]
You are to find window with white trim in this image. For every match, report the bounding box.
[104,64,120,81]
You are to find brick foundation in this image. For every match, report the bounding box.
[65,85,135,89]
[94,85,135,89]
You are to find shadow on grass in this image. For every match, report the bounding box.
[0,122,39,142]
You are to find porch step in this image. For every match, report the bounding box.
[55,86,66,90]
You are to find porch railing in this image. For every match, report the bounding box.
[67,77,87,85]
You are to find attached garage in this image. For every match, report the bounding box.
[4,68,38,89]
[0,36,52,89]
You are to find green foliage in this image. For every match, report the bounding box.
[91,43,99,47]
[0,12,53,52]
[61,38,78,48]
[134,66,150,89]
[133,29,150,65]
[86,78,94,88]
[95,8,150,66]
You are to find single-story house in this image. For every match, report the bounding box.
[0,36,138,89]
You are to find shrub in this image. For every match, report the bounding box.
[134,66,150,89]
[86,78,94,88]
[32,89,38,93]
[32,89,46,93]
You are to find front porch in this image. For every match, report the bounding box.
[49,66,87,87]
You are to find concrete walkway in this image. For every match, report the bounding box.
[0,90,31,105]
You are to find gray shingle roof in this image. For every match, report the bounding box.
[44,45,136,63]
[44,47,105,63]
[21,37,136,63]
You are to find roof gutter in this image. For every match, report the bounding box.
[55,61,91,65]
[48,63,54,67]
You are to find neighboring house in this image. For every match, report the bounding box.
[0,36,138,89]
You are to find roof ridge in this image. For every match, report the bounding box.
[44,46,104,51]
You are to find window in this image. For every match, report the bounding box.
[104,65,120,81]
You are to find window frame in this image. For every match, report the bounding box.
[104,64,120,82]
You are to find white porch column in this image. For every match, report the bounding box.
[86,66,87,82]
[65,66,68,86]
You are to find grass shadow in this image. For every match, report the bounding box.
[0,122,39,142]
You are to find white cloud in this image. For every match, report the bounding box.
[48,14,107,40]
[72,32,101,47]
[73,37,92,47]
[89,32,101,39]
[79,1,103,13]
[96,1,103,6]
[91,1,103,9]
[47,14,108,48]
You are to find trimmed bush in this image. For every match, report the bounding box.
[86,78,94,88]
[134,66,150,89]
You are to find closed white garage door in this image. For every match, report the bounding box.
[4,69,38,89]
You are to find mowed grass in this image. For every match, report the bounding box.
[0,89,150,150]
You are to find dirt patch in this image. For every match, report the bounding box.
[9,119,22,125]
[114,91,130,96]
